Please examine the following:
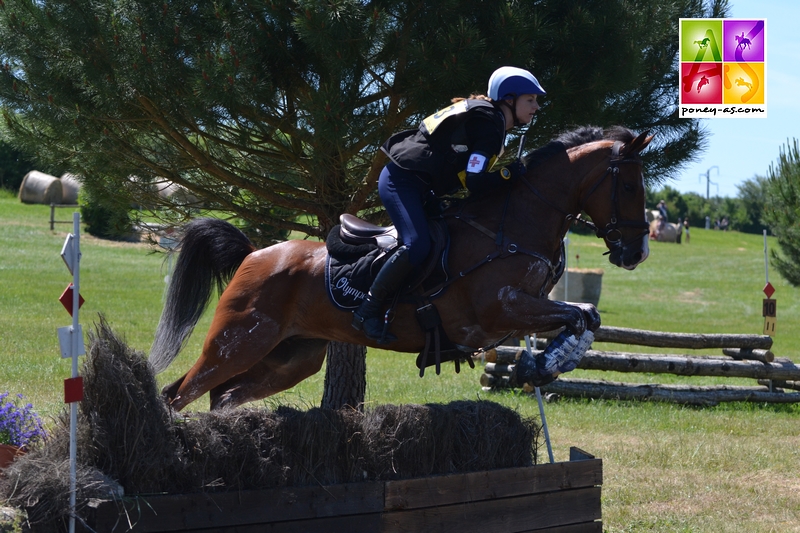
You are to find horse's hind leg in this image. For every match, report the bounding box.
[167,306,286,411]
[209,337,329,410]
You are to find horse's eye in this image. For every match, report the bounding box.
[623,182,635,192]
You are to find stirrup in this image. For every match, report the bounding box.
[361,311,397,344]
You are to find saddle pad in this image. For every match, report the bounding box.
[324,223,451,311]
[325,226,386,310]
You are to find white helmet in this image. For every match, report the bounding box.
[488,66,546,101]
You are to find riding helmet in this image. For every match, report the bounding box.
[488,66,546,101]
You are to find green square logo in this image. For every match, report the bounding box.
[680,19,723,62]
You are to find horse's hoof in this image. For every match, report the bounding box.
[511,350,555,388]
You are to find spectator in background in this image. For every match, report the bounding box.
[683,217,690,243]
[656,200,668,233]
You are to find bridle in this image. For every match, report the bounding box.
[519,140,650,254]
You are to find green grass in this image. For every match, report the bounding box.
[2,188,800,531]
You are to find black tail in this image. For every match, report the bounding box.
[149,219,255,373]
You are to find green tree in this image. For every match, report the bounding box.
[733,176,769,234]
[647,185,687,224]
[0,0,729,408]
[0,137,35,191]
[763,140,800,286]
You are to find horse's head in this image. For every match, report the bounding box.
[579,130,653,270]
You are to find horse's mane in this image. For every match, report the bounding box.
[523,125,636,167]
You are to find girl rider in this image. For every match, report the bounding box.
[352,66,546,343]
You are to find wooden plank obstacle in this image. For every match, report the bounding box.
[78,448,602,533]
[479,326,800,406]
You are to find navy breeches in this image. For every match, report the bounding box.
[378,163,432,267]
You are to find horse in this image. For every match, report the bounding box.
[149,126,653,411]
[647,211,683,243]
[735,33,751,50]
[649,219,682,243]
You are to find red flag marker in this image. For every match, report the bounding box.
[763,282,775,298]
[64,376,84,403]
[59,283,85,316]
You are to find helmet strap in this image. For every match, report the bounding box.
[499,97,523,127]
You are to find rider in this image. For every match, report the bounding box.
[352,66,546,343]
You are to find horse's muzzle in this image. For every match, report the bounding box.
[608,238,649,270]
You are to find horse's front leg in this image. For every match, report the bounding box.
[493,286,601,335]
[491,287,600,388]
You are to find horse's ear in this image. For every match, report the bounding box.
[622,130,654,157]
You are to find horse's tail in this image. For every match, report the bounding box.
[149,218,256,373]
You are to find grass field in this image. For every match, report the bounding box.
[2,188,800,531]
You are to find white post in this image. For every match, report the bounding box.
[69,212,80,533]
[526,334,554,464]
[763,229,773,392]
[563,232,570,301]
[763,229,769,284]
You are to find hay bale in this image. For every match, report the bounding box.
[549,268,604,306]
[1,318,540,530]
[18,171,63,205]
[58,173,81,204]
[156,180,201,206]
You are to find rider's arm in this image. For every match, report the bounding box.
[459,119,525,194]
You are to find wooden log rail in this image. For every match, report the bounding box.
[477,327,798,405]
[540,379,800,407]
[581,325,772,351]
[484,351,800,381]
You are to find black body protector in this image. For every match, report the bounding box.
[381,99,512,196]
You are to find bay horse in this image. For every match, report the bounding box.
[150,126,653,411]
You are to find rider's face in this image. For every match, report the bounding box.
[514,94,540,125]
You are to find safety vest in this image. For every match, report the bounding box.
[381,99,506,195]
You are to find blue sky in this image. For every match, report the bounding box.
[669,0,800,198]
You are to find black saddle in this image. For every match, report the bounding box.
[338,213,398,248]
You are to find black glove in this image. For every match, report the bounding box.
[504,160,527,181]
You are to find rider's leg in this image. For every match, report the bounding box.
[352,163,430,343]
[352,245,413,342]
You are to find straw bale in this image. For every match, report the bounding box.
[18,171,62,205]
[1,317,540,530]
[58,174,81,204]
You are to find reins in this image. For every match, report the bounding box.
[421,138,648,299]
[520,141,651,257]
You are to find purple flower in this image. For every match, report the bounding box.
[0,392,46,448]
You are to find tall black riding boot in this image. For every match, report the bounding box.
[352,246,413,344]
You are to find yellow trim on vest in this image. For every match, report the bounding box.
[422,101,470,135]
[457,170,467,188]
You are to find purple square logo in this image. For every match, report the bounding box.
[723,20,765,62]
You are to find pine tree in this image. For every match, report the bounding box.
[764,140,800,287]
[1,0,727,238]
[0,0,730,408]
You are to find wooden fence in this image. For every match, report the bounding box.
[49,203,80,230]
[76,448,602,533]
[480,326,800,406]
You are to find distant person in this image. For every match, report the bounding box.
[656,200,668,233]
[683,218,690,243]
[719,216,729,231]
